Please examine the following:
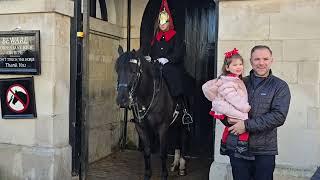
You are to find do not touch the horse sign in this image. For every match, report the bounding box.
[6,84,30,113]
[0,77,37,119]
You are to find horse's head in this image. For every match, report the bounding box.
[115,46,142,108]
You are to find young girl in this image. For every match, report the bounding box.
[202,48,254,160]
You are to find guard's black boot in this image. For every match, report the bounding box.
[234,140,255,160]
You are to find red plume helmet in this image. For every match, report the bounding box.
[158,0,174,30]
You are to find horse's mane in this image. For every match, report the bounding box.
[115,49,146,68]
[115,51,134,71]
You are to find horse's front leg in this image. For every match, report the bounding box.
[170,122,181,172]
[135,124,152,180]
[143,148,152,180]
[178,125,189,176]
[159,124,169,180]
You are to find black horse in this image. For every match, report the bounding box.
[115,47,189,180]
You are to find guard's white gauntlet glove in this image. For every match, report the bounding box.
[144,56,151,62]
[157,58,169,65]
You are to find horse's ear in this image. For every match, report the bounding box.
[118,45,124,56]
[136,48,142,55]
[132,49,136,53]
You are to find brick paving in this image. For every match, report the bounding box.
[87,150,211,180]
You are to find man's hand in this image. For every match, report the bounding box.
[228,121,246,135]
[228,117,241,124]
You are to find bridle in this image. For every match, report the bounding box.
[117,57,158,123]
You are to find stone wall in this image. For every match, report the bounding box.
[0,0,73,179]
[88,0,150,163]
[88,18,123,163]
[210,0,320,179]
[88,0,129,162]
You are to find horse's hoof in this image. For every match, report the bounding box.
[179,169,186,176]
[170,163,179,172]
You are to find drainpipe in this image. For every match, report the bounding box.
[70,0,83,176]
[121,0,131,150]
[127,0,131,52]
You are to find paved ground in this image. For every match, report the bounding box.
[87,150,211,180]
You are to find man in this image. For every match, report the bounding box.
[227,45,291,180]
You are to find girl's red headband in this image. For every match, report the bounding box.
[224,48,239,58]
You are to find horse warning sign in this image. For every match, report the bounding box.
[0,77,36,119]
[6,84,30,113]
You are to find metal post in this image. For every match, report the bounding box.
[127,0,131,53]
[80,0,90,179]
[121,0,131,150]
[121,108,128,150]
[70,0,83,176]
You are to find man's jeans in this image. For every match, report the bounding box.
[229,155,275,180]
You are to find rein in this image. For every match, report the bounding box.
[127,58,160,123]
[132,80,157,122]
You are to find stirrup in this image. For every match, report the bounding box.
[170,104,180,126]
[182,109,193,125]
[173,110,179,121]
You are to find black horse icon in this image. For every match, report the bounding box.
[9,90,27,105]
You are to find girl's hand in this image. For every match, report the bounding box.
[227,117,241,124]
[228,121,246,135]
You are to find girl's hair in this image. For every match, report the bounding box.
[221,53,244,79]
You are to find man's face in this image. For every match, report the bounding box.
[250,49,273,77]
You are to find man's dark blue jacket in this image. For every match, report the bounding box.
[243,70,291,155]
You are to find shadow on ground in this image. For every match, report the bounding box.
[88,150,211,180]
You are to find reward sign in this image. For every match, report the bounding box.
[0,30,41,75]
[0,77,37,119]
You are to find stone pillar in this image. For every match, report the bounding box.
[210,0,320,180]
[0,0,73,179]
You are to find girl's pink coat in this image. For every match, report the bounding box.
[202,76,251,120]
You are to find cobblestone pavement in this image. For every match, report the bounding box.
[88,150,211,180]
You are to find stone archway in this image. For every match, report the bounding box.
[139,0,218,158]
